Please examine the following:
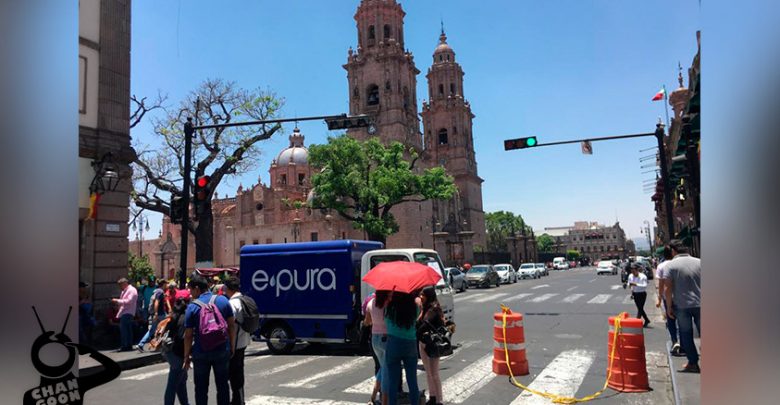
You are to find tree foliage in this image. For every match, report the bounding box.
[566,249,581,261]
[131,79,284,262]
[484,211,532,252]
[308,135,456,244]
[537,233,555,252]
[128,251,154,282]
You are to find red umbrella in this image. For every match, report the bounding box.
[362,261,442,293]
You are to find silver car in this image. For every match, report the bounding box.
[445,267,468,292]
[535,263,549,276]
[518,263,539,279]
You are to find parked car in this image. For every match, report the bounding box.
[465,264,501,288]
[596,260,617,275]
[569,261,577,269]
[517,263,539,279]
[535,263,548,276]
[493,264,518,284]
[445,267,468,293]
[553,257,567,270]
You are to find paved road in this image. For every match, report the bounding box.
[85,267,673,404]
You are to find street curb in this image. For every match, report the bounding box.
[666,341,682,405]
[79,346,270,376]
[80,352,164,376]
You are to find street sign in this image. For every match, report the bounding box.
[581,140,593,155]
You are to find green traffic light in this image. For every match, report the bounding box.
[526,137,537,147]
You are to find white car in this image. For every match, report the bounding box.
[493,264,518,284]
[596,260,617,275]
[518,263,540,279]
[535,263,548,276]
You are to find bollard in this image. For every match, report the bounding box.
[607,313,649,392]
[492,309,529,376]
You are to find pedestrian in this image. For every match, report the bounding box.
[163,297,191,405]
[416,286,444,405]
[224,276,249,405]
[364,290,391,405]
[655,246,683,356]
[111,277,138,352]
[136,279,171,352]
[383,291,420,405]
[167,281,179,315]
[627,263,651,327]
[183,274,237,405]
[138,276,155,328]
[78,281,95,345]
[663,239,701,373]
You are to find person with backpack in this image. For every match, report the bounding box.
[416,286,445,405]
[136,279,171,352]
[183,275,237,405]
[224,276,259,405]
[162,297,191,405]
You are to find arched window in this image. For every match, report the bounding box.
[438,128,448,145]
[280,174,287,185]
[367,84,379,106]
[450,83,456,95]
[383,25,391,39]
[368,25,375,40]
[298,173,305,186]
[353,87,359,98]
[438,84,444,96]
[385,81,391,91]
[403,87,410,110]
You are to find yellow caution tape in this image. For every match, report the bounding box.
[499,303,626,404]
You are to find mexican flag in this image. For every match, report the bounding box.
[651,87,666,101]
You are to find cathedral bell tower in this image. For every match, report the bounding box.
[343,0,422,150]
[421,28,486,257]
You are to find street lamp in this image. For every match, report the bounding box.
[131,214,150,258]
[89,152,120,195]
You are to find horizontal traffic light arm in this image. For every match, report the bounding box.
[192,113,372,131]
[504,132,655,150]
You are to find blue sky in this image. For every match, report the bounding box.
[130,0,701,244]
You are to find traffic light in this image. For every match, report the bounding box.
[325,114,373,130]
[504,136,538,150]
[194,175,211,219]
[169,195,185,224]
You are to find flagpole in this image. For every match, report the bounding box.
[663,84,670,132]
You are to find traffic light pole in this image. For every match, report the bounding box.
[179,117,194,288]
[505,123,675,243]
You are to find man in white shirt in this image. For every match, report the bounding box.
[628,263,651,327]
[225,277,250,405]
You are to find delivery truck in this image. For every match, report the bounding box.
[240,240,454,354]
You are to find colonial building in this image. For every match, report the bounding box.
[652,31,700,255]
[79,0,134,312]
[536,221,632,261]
[132,0,487,272]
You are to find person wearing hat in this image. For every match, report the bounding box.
[627,263,651,327]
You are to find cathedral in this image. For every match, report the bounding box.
[134,0,486,277]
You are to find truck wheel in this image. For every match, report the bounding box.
[266,322,295,355]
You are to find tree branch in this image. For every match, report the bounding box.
[130,93,166,129]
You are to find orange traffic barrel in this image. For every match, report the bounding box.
[492,309,529,376]
[607,313,649,392]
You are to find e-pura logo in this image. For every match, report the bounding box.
[252,267,337,297]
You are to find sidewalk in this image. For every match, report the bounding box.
[668,337,702,405]
[79,341,270,376]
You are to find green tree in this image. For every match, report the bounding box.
[537,233,555,252]
[308,135,456,245]
[128,251,154,282]
[484,211,531,252]
[566,249,581,261]
[131,79,284,263]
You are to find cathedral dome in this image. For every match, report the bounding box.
[275,128,308,166]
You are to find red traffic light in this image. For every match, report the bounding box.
[197,176,210,188]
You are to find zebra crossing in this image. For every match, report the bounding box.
[455,290,632,305]
[226,345,664,405]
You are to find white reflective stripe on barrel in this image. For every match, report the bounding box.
[494,319,524,329]
[610,326,644,335]
[494,341,526,351]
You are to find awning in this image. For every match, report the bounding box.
[195,267,239,277]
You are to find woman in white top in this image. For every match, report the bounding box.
[364,290,390,405]
[628,263,651,327]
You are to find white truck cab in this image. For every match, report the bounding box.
[360,249,455,323]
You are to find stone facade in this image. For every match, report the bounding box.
[134,0,486,270]
[564,221,630,261]
[79,0,134,314]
